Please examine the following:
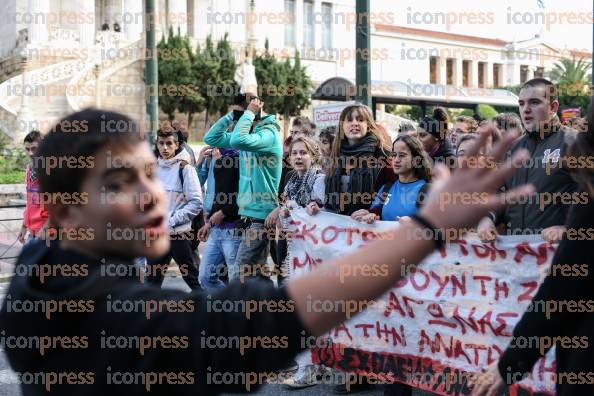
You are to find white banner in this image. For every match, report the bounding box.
[287,208,556,396]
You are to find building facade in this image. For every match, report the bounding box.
[0,0,589,141]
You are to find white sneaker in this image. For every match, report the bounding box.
[281,365,325,389]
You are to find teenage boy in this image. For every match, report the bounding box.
[146,128,202,290]
[0,108,532,395]
[477,78,578,243]
[17,130,48,244]
[204,94,282,283]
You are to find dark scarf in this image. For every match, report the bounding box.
[325,134,383,213]
[285,168,320,207]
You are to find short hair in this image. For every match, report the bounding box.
[456,133,479,150]
[318,126,336,144]
[398,122,416,134]
[23,130,42,144]
[522,78,558,103]
[455,116,478,133]
[291,117,314,137]
[36,109,142,196]
[156,129,178,142]
[492,113,522,132]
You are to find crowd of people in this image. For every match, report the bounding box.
[2,77,593,396]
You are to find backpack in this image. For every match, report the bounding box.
[178,161,204,250]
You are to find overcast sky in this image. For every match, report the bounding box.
[373,0,593,53]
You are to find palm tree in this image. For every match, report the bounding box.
[548,58,592,87]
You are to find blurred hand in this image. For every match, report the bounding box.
[351,209,370,222]
[265,207,280,228]
[419,131,534,234]
[17,227,27,244]
[247,97,264,114]
[471,364,505,396]
[306,201,321,216]
[198,224,211,242]
[542,225,566,243]
[209,210,225,226]
[477,217,498,242]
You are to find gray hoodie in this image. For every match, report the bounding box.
[157,149,202,232]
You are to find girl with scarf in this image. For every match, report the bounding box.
[323,104,395,217]
[275,136,328,389]
[266,136,326,281]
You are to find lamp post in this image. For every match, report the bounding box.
[355,0,371,108]
[145,0,158,144]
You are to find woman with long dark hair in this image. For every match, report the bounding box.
[351,135,432,224]
[472,101,594,396]
[323,104,396,216]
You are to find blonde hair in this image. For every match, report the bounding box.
[289,136,322,167]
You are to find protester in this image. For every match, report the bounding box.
[271,117,317,275]
[146,128,202,290]
[456,133,480,159]
[398,121,417,137]
[0,108,533,395]
[173,121,197,166]
[351,135,431,225]
[318,126,336,174]
[477,78,578,243]
[273,136,327,388]
[492,112,523,137]
[418,108,456,168]
[17,130,49,245]
[196,146,241,291]
[450,115,478,147]
[471,99,594,396]
[204,94,283,283]
[324,103,395,217]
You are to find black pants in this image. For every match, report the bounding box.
[146,239,201,290]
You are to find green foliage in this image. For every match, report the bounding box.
[549,58,592,116]
[254,39,313,119]
[460,104,498,119]
[0,147,28,184]
[158,27,193,120]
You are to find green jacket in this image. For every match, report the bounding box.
[204,110,282,220]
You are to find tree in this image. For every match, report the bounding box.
[548,58,592,115]
[254,40,313,132]
[254,39,286,116]
[193,36,220,127]
[177,34,205,128]
[281,51,313,131]
[214,33,237,116]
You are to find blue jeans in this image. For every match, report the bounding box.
[199,226,241,290]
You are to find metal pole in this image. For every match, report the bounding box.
[592,0,593,87]
[145,0,158,144]
[355,0,371,107]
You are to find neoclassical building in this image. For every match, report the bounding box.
[0,0,589,141]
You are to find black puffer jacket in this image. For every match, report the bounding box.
[493,123,579,234]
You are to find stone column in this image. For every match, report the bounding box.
[78,0,96,46]
[527,66,535,81]
[28,0,50,45]
[124,0,144,41]
[438,57,447,85]
[499,63,506,88]
[486,62,494,88]
[470,60,479,87]
[454,59,463,87]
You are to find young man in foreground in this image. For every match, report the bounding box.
[0,109,531,395]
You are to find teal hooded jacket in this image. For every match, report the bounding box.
[204,110,283,220]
